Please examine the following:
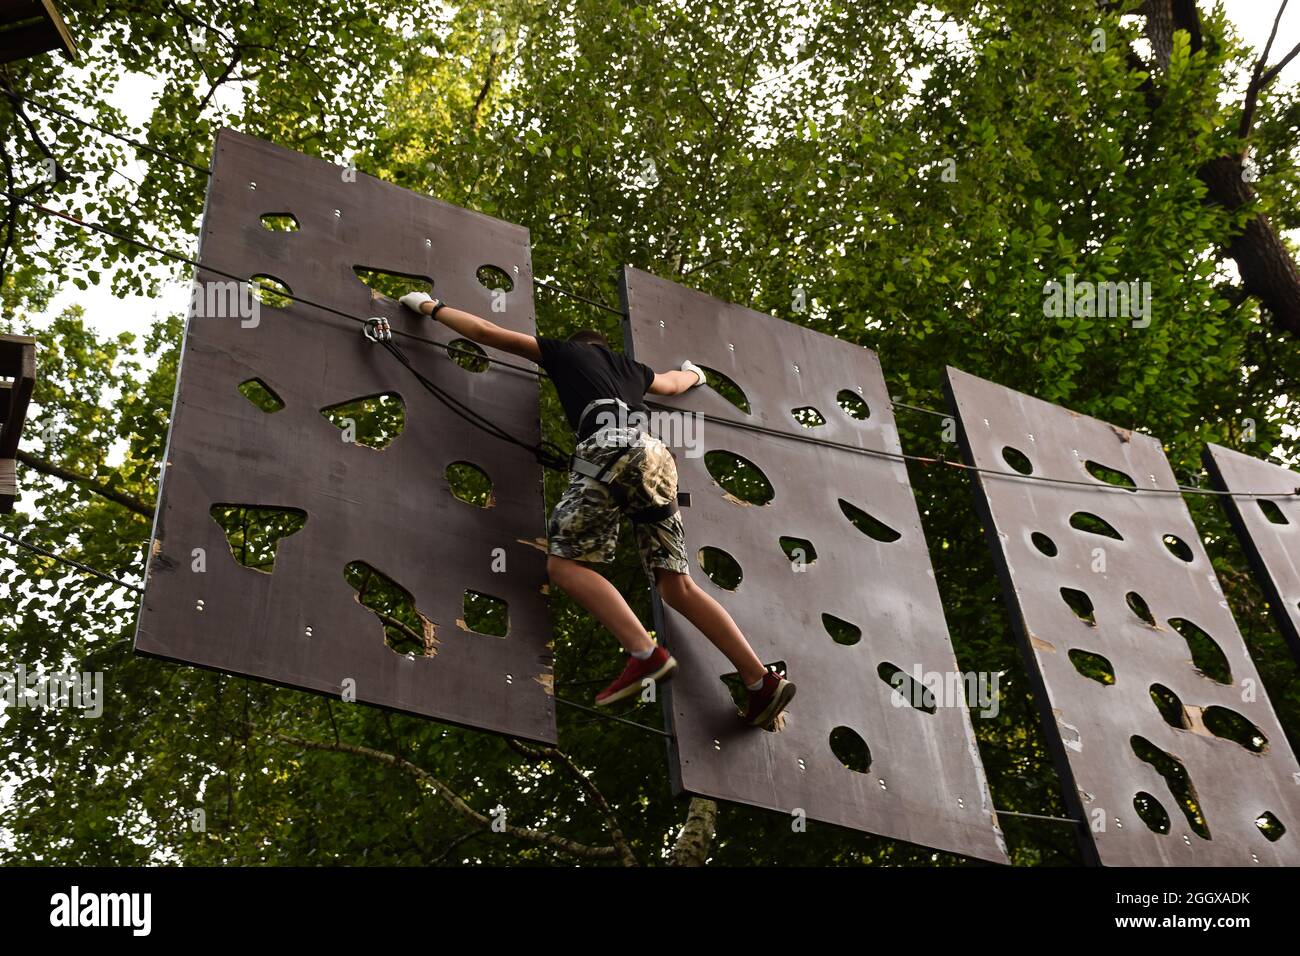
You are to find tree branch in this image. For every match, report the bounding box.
[506,738,639,866]
[270,731,622,862]
[470,51,498,130]
[1240,0,1290,139]
[16,450,154,518]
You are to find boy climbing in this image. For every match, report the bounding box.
[399,291,795,727]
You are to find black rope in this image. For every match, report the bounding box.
[10,194,572,474]
[534,278,624,316]
[0,529,144,594]
[892,400,950,419]
[552,694,673,738]
[376,333,571,472]
[644,400,1296,499]
[995,809,1084,826]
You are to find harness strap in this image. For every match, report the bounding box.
[626,499,680,525]
[569,442,682,524]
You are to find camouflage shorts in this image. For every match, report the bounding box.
[547,424,690,580]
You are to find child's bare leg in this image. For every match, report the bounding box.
[547,555,655,655]
[654,569,766,684]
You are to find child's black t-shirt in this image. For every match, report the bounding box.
[536,336,655,441]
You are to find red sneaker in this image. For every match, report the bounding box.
[743,670,796,727]
[594,645,677,706]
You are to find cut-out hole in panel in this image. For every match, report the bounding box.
[1167,618,1232,684]
[791,406,826,428]
[446,461,493,508]
[1256,811,1286,842]
[1060,587,1096,625]
[836,389,870,420]
[344,560,438,657]
[448,338,490,373]
[1084,460,1137,491]
[1259,499,1289,525]
[698,546,742,590]
[260,213,299,232]
[1150,683,1189,730]
[878,662,937,713]
[1069,511,1123,539]
[1001,446,1033,475]
[209,504,307,573]
[476,264,514,293]
[237,378,284,413]
[250,274,293,308]
[838,499,901,542]
[1126,591,1156,626]
[719,660,787,728]
[699,366,750,414]
[822,612,861,646]
[1162,533,1194,562]
[704,450,774,506]
[1134,792,1171,834]
[1203,706,1267,753]
[1131,735,1211,840]
[1031,531,1058,556]
[778,535,817,566]
[462,590,509,637]
[1068,648,1115,685]
[353,266,434,301]
[829,726,872,774]
[319,393,405,450]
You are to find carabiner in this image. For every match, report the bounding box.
[363,316,392,343]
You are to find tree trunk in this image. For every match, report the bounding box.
[669,797,717,866]
[1142,0,1176,67]
[1200,155,1300,337]
[1135,0,1300,339]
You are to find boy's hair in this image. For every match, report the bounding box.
[567,329,610,348]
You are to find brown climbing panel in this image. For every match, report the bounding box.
[622,267,1007,863]
[134,129,555,744]
[947,367,1300,865]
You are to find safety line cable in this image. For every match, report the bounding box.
[7,194,1293,499]
[375,333,571,472]
[5,191,588,382]
[9,193,572,470]
[533,278,624,316]
[551,695,674,737]
[892,400,950,419]
[0,529,144,593]
[994,809,1083,825]
[644,400,1296,499]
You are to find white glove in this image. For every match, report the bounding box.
[400,291,434,314]
[681,359,706,388]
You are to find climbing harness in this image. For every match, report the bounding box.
[569,399,684,525]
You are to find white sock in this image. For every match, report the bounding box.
[631,644,655,660]
[746,674,767,691]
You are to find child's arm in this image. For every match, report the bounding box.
[401,293,541,363]
[648,360,707,395]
